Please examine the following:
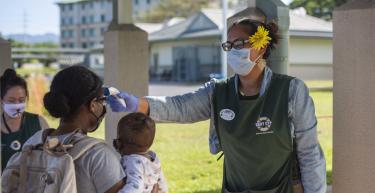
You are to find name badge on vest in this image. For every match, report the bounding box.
[255,117,274,135]
[10,140,22,151]
[220,109,235,121]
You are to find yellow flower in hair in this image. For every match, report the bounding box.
[249,26,272,50]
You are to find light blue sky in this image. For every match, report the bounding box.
[0,0,293,35]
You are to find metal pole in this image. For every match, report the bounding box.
[221,0,228,77]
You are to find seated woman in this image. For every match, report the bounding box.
[1,69,49,171]
[24,66,125,193]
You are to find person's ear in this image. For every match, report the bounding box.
[89,98,97,112]
[249,47,267,61]
[116,140,124,154]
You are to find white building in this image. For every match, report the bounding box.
[57,0,161,49]
[148,8,333,81]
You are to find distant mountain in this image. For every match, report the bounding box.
[4,33,59,44]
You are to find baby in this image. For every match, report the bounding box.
[113,112,168,193]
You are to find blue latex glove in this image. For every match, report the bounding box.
[107,92,139,112]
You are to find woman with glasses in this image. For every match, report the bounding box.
[107,16,326,193]
[0,69,49,171]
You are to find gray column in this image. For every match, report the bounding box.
[0,37,12,75]
[0,37,11,180]
[333,1,375,193]
[255,0,289,75]
[104,0,149,144]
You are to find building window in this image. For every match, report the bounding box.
[89,2,94,8]
[100,27,106,35]
[69,30,74,37]
[135,0,139,5]
[90,42,95,47]
[81,29,86,37]
[61,30,66,38]
[69,4,73,11]
[90,15,95,23]
[147,0,150,4]
[82,16,86,24]
[82,42,87,48]
[61,43,66,48]
[61,18,65,26]
[100,0,106,8]
[70,43,74,48]
[81,3,85,10]
[89,28,95,37]
[101,14,106,22]
[69,17,74,25]
[61,5,65,12]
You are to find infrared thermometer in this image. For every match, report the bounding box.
[103,87,127,108]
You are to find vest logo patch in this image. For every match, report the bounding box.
[220,109,235,121]
[255,117,274,135]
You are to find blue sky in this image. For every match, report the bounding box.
[0,0,293,35]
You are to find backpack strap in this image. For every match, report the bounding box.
[17,145,33,193]
[68,136,104,160]
[41,128,57,143]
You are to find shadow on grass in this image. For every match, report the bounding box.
[190,171,333,193]
[327,170,332,185]
[192,190,221,193]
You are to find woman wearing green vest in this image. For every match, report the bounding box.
[107,18,326,193]
[1,69,49,170]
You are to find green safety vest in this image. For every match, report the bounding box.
[213,73,299,193]
[1,112,42,171]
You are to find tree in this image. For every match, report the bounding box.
[289,0,348,20]
[33,42,59,48]
[8,38,30,48]
[137,0,211,23]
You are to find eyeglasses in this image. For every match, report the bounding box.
[96,96,107,106]
[221,39,250,51]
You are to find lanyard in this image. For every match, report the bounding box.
[2,113,14,134]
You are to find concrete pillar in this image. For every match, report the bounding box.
[227,0,289,75]
[333,1,375,193]
[104,0,148,144]
[255,0,289,75]
[0,37,11,183]
[0,37,12,75]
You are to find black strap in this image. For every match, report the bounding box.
[217,152,224,161]
[2,113,13,134]
[212,81,224,161]
[2,113,25,134]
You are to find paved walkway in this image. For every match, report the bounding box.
[149,83,202,96]
[149,82,332,96]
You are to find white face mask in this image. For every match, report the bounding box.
[3,103,26,118]
[227,48,261,76]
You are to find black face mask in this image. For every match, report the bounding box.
[88,101,106,132]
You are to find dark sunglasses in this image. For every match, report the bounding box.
[221,39,250,51]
